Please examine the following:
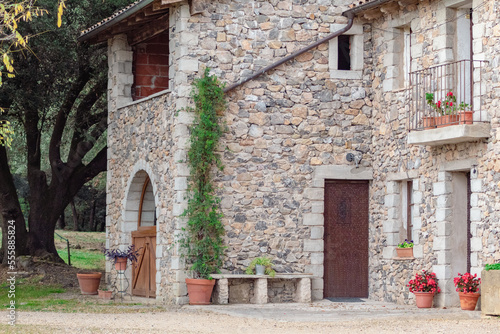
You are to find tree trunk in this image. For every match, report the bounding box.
[89,200,96,231]
[0,145,29,264]
[71,200,79,231]
[57,214,66,230]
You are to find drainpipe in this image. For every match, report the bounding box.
[223,12,355,93]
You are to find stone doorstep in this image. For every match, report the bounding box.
[211,274,313,305]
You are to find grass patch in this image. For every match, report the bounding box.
[0,277,65,311]
[57,248,104,270]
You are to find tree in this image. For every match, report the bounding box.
[0,0,132,263]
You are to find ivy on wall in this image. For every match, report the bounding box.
[180,68,226,279]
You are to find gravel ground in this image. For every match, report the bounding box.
[1,300,499,334]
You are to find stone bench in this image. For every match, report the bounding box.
[211,273,313,304]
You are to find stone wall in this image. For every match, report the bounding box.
[366,0,500,307]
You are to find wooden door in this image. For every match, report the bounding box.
[324,180,369,298]
[132,229,156,297]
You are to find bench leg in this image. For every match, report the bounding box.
[294,278,311,303]
[251,278,268,304]
[213,278,228,304]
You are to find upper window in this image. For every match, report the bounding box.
[132,31,170,101]
[329,23,363,80]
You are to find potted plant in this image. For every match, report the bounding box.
[426,91,472,128]
[76,272,102,295]
[407,270,441,308]
[98,287,112,300]
[102,245,140,271]
[245,257,276,277]
[396,239,414,258]
[482,263,500,316]
[179,69,227,305]
[454,272,481,310]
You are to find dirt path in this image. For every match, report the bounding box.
[1,305,499,334]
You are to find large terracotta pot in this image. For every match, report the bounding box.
[77,272,102,295]
[459,110,473,125]
[185,278,216,305]
[413,291,434,308]
[459,292,480,311]
[436,114,460,128]
[396,247,413,258]
[115,257,127,271]
[422,116,436,129]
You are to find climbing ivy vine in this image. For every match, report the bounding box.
[180,68,226,280]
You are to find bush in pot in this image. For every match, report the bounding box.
[179,68,227,305]
[396,239,413,258]
[102,245,140,271]
[454,272,481,311]
[407,270,441,308]
[245,257,276,277]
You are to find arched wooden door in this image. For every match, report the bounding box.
[131,176,156,297]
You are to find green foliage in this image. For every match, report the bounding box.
[0,279,64,310]
[180,68,226,280]
[245,257,276,277]
[57,248,104,270]
[485,263,500,271]
[397,239,414,248]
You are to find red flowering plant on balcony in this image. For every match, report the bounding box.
[426,91,470,115]
[407,270,441,294]
[454,272,481,294]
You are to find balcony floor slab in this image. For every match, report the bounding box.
[408,123,490,146]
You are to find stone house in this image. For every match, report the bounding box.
[79,0,500,306]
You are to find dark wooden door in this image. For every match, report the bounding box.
[132,228,156,298]
[324,180,369,298]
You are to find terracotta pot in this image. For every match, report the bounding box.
[459,292,480,310]
[98,289,112,300]
[413,291,434,308]
[185,278,215,305]
[396,247,413,258]
[459,110,473,125]
[115,257,127,271]
[77,272,102,295]
[422,116,436,129]
[436,114,460,128]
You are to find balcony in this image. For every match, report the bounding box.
[407,60,490,146]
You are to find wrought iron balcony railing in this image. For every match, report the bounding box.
[409,60,487,131]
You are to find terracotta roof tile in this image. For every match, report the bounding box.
[80,0,146,37]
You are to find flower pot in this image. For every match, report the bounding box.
[459,110,473,125]
[459,292,480,310]
[413,291,434,308]
[396,247,413,258]
[77,272,102,295]
[185,278,216,305]
[436,114,460,128]
[422,116,436,129]
[98,289,112,300]
[115,257,127,271]
[255,264,265,275]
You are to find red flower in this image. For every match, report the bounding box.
[447,91,453,97]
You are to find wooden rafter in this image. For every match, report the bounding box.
[130,13,170,45]
[380,2,401,15]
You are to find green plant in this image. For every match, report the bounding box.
[454,272,481,293]
[245,257,276,277]
[179,68,227,280]
[407,270,441,293]
[485,263,500,271]
[397,239,414,248]
[426,91,469,115]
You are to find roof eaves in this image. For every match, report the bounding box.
[78,0,155,43]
